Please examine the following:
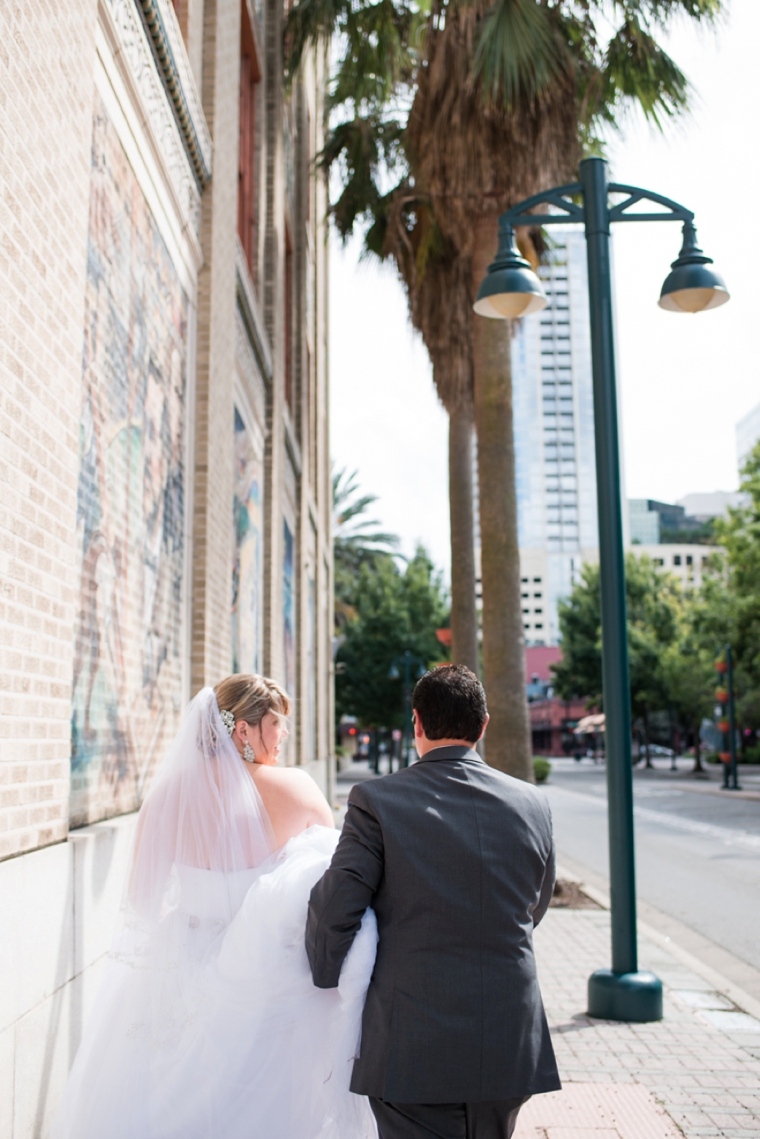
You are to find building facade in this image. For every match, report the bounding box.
[736,401,760,472]
[0,1,332,1132]
[511,229,600,645]
[630,543,724,591]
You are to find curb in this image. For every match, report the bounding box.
[556,862,760,1023]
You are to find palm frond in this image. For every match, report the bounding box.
[471,0,572,108]
[610,0,722,27]
[599,15,689,129]
[284,0,353,79]
[332,467,401,555]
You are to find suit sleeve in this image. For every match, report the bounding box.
[532,804,556,928]
[305,783,385,988]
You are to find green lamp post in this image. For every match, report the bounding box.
[475,156,729,1023]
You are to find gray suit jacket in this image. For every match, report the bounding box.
[306,746,560,1103]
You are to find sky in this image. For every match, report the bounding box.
[330,0,760,579]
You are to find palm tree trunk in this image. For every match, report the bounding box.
[471,218,533,781]
[448,404,479,675]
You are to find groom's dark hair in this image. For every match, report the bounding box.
[412,665,487,743]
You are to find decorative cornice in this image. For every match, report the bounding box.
[135,0,212,188]
[100,0,201,235]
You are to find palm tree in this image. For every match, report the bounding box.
[333,467,401,628]
[290,0,722,778]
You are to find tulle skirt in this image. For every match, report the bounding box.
[51,826,378,1139]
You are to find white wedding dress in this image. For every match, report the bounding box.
[51,690,379,1139]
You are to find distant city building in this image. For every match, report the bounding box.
[630,543,723,589]
[525,645,563,700]
[736,401,760,471]
[530,695,590,756]
[509,229,601,645]
[676,491,741,522]
[629,493,739,544]
[629,500,661,544]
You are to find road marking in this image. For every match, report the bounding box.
[547,784,760,853]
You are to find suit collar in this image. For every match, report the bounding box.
[414,744,483,764]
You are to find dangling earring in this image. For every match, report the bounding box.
[243,740,256,764]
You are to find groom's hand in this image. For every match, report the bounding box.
[305,783,384,988]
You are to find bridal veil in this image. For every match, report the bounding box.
[51,686,378,1139]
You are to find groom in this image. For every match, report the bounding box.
[306,664,560,1139]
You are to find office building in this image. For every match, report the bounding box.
[630,544,723,590]
[511,229,600,644]
[737,401,760,472]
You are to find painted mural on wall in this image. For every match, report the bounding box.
[232,406,263,674]
[70,93,188,827]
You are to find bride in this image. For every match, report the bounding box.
[51,675,379,1139]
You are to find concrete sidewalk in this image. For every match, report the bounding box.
[518,895,760,1139]
[335,762,760,1139]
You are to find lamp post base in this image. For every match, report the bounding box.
[588,969,663,1022]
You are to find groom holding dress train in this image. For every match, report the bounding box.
[306,664,560,1139]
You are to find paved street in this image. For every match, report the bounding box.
[543,758,760,981]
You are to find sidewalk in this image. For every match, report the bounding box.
[521,898,760,1139]
[335,762,760,1139]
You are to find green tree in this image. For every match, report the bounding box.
[552,555,681,762]
[289,0,722,780]
[659,622,715,773]
[712,442,760,690]
[336,547,448,727]
[685,442,760,749]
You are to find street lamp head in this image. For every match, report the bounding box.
[658,222,729,314]
[473,224,547,319]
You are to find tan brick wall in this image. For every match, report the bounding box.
[0,1,98,860]
[0,0,334,860]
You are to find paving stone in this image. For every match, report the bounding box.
[527,909,760,1139]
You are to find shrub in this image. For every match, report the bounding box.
[533,757,552,784]
[741,743,760,765]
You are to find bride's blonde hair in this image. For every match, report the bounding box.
[214,674,291,728]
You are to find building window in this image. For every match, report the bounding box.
[535,623,544,629]
[533,577,542,583]
[238,4,261,277]
[673,555,682,566]
[686,555,693,565]
[534,608,543,614]
[654,558,664,566]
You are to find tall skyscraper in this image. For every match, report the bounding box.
[511,229,599,645]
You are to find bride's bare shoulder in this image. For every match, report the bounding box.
[252,764,334,829]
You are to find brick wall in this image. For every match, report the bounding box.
[0,0,334,857]
[0,0,98,860]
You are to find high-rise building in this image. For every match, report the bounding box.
[737,401,760,472]
[511,229,600,645]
